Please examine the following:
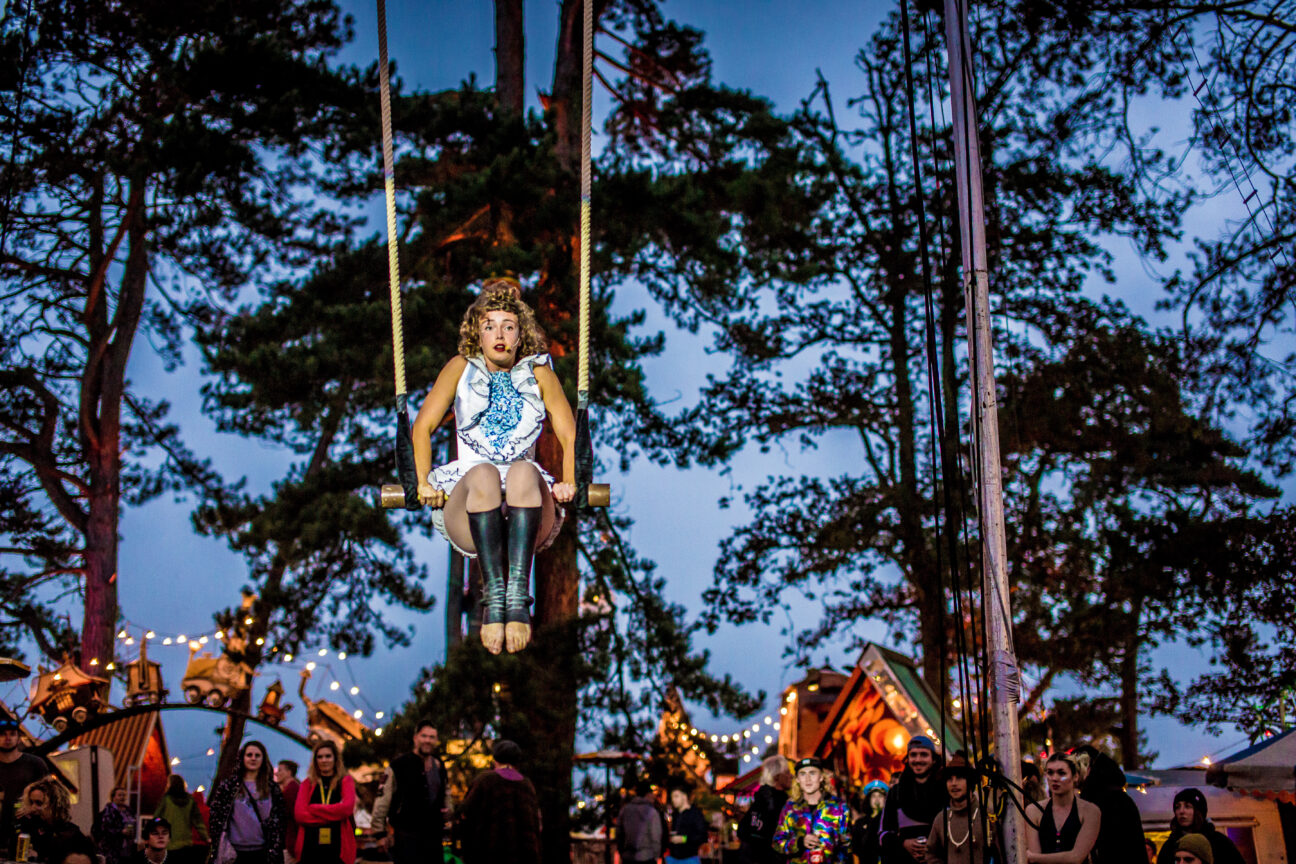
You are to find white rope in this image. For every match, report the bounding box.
[376,0,406,398]
[577,0,593,408]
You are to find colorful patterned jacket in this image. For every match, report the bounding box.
[772,794,852,863]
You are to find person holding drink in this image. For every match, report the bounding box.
[773,758,852,863]
[665,784,708,864]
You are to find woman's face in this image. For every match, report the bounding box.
[315,747,336,777]
[243,746,264,773]
[26,790,49,819]
[1044,760,1075,796]
[480,310,521,370]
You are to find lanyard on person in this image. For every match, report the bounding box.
[319,780,335,806]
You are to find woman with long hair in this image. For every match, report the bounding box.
[154,775,210,864]
[206,741,286,864]
[1026,753,1101,863]
[736,754,792,864]
[293,741,356,864]
[413,278,577,655]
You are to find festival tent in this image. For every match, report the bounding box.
[1206,726,1296,803]
[68,710,171,811]
[809,642,963,786]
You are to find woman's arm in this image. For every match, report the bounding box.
[411,356,468,506]
[293,781,315,825]
[1025,802,1042,854]
[533,365,575,498]
[1027,802,1100,864]
[301,778,357,822]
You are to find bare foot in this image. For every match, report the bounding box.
[481,623,505,654]
[505,622,531,653]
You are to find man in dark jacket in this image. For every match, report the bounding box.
[617,781,664,864]
[1154,788,1245,864]
[457,740,541,864]
[372,719,449,864]
[879,737,947,864]
[666,783,708,863]
[1074,747,1147,864]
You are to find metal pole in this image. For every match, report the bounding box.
[940,1,1024,861]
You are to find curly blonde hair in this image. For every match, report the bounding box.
[457,279,548,359]
[20,777,70,822]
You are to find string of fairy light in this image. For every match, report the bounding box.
[666,707,786,766]
[108,621,390,733]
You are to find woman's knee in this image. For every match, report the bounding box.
[504,462,542,492]
[464,463,503,489]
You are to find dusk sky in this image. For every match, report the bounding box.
[3,0,1257,784]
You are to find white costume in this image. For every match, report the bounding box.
[430,353,564,555]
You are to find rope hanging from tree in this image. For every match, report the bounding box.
[375,0,606,512]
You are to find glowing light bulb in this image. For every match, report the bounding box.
[306,661,316,671]
[89,658,99,666]
[146,631,155,639]
[375,712,385,720]
[215,631,224,639]
[285,654,293,662]
[170,757,180,766]
[255,637,265,646]
[163,638,173,646]
[374,728,383,737]
[353,709,363,719]
[329,681,340,691]
[319,649,327,656]
[244,617,254,626]
[207,749,215,756]
[349,686,359,695]
[338,652,347,660]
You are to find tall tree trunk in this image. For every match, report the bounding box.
[80,181,148,672]
[494,0,525,114]
[1118,597,1144,769]
[550,0,585,171]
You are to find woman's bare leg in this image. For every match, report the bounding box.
[449,465,507,654]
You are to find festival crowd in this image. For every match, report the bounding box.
[617,738,1250,864]
[0,715,542,864]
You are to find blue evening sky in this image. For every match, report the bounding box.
[3,0,1255,784]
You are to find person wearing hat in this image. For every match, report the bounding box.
[1154,789,1244,864]
[879,736,947,864]
[772,757,851,863]
[849,780,888,864]
[455,739,540,864]
[128,818,175,864]
[1173,834,1214,864]
[0,714,52,859]
[1072,745,1145,864]
[923,754,992,864]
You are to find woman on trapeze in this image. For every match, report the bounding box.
[412,278,576,655]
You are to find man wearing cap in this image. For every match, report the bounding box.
[456,740,541,864]
[772,757,851,863]
[1173,833,1214,864]
[0,715,51,859]
[923,754,992,864]
[127,818,172,864]
[879,736,947,864]
[1154,789,1243,864]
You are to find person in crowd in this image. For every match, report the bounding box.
[616,780,664,864]
[371,720,448,864]
[294,741,356,864]
[772,757,851,863]
[737,754,792,864]
[1173,834,1214,864]
[1071,745,1145,863]
[456,740,541,864]
[1021,762,1045,805]
[1145,838,1159,864]
[1154,789,1244,864]
[924,754,992,864]
[50,834,99,864]
[850,780,888,864]
[206,740,286,864]
[95,786,136,864]
[351,782,384,862]
[0,715,51,858]
[275,761,301,864]
[413,279,578,655]
[664,783,709,864]
[17,777,84,862]
[1024,753,1100,863]
[879,737,947,863]
[128,818,174,864]
[155,775,209,864]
